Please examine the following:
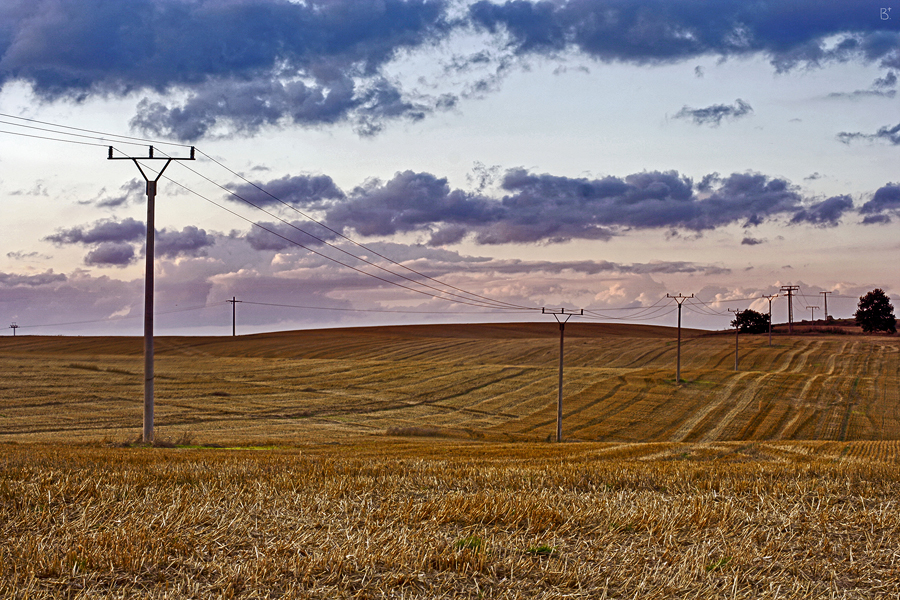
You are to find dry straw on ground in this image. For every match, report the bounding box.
[3,440,900,599]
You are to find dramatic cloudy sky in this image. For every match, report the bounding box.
[0,0,898,335]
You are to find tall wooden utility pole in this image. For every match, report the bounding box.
[780,285,800,334]
[820,291,832,320]
[9,322,18,337]
[543,307,582,443]
[762,294,779,346]
[667,294,693,383]
[807,305,819,323]
[728,308,740,371]
[227,297,242,336]
[108,146,195,444]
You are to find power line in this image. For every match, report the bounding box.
[166,155,533,312]
[239,300,533,315]
[0,112,191,148]
[194,149,535,312]
[154,167,533,311]
[0,127,110,148]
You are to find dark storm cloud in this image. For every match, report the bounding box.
[859,184,900,223]
[44,217,146,246]
[0,0,452,140]
[2,1,898,141]
[156,226,215,258]
[469,0,900,71]
[0,270,67,287]
[874,71,898,88]
[674,99,753,126]
[244,167,855,246]
[789,195,854,226]
[826,89,896,100]
[827,71,898,100]
[95,179,144,208]
[323,171,503,242]
[837,122,900,145]
[84,242,136,266]
[228,174,345,208]
[741,237,764,245]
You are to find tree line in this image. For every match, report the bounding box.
[730,288,896,334]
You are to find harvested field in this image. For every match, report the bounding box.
[3,324,900,598]
[1,323,898,445]
[2,441,900,598]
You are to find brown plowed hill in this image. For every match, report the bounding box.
[1,323,897,445]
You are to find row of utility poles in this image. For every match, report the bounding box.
[81,145,841,447]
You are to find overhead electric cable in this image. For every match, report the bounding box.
[161,156,536,311]
[0,128,110,148]
[15,302,223,329]
[193,148,536,311]
[152,168,535,311]
[239,300,535,315]
[0,112,191,148]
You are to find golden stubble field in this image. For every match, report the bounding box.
[3,441,900,598]
[2,323,900,598]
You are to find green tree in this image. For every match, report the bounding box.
[855,289,897,333]
[730,309,769,334]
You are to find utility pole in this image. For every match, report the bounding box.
[667,294,694,384]
[807,305,819,323]
[9,322,18,337]
[543,307,582,443]
[728,308,740,371]
[108,145,195,444]
[762,294,779,346]
[780,285,800,334]
[820,291,832,320]
[227,297,242,336]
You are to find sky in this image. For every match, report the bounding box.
[0,0,898,336]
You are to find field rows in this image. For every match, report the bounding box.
[1,326,898,445]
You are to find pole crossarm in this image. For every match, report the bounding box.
[227,296,242,337]
[762,294,779,346]
[108,145,195,444]
[820,291,832,320]
[779,285,800,334]
[807,306,819,322]
[728,308,740,371]
[666,294,693,383]
[542,307,583,443]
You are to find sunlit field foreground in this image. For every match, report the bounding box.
[3,441,900,598]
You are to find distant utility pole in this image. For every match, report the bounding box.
[9,322,18,337]
[667,293,694,384]
[227,297,242,336]
[762,294,779,346]
[820,291,832,320]
[780,285,800,334]
[543,307,583,443]
[807,305,819,323]
[728,308,740,371]
[108,145,195,444]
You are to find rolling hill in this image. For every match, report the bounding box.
[1,322,897,445]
